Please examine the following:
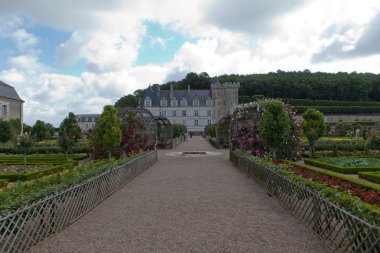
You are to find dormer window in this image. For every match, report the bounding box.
[171,98,177,107]
[206,99,212,106]
[193,99,199,107]
[160,98,167,107]
[144,97,152,107]
[180,98,187,107]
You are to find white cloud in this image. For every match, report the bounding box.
[10,28,38,51]
[1,0,380,126]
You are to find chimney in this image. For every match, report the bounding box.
[188,85,190,94]
[170,84,173,98]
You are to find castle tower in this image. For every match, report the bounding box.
[211,79,240,123]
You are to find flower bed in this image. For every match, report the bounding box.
[304,158,380,174]
[359,172,380,184]
[319,157,380,167]
[284,163,380,206]
[233,150,380,226]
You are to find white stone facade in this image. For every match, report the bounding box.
[142,81,239,133]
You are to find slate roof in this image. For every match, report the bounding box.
[0,81,24,102]
[142,86,212,107]
[76,114,101,122]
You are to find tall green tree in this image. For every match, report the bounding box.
[302,108,325,157]
[114,94,139,108]
[31,120,47,141]
[8,119,22,140]
[45,123,55,139]
[58,112,82,160]
[93,105,121,159]
[0,119,12,144]
[258,100,290,160]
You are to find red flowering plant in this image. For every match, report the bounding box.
[120,112,149,155]
[230,100,301,160]
[286,164,380,206]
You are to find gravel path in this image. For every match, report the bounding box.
[31,136,330,253]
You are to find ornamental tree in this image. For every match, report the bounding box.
[0,119,12,144]
[258,100,290,160]
[58,112,82,160]
[93,105,122,159]
[302,108,325,157]
[16,132,34,172]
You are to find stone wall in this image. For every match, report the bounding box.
[0,97,22,120]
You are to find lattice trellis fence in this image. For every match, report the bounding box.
[230,151,380,253]
[0,151,157,253]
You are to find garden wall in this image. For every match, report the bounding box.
[230,151,380,253]
[0,150,157,253]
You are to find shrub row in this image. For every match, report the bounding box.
[304,158,380,174]
[359,172,380,184]
[285,161,380,191]
[285,98,380,107]
[303,140,367,151]
[294,106,380,114]
[0,163,75,181]
[0,146,90,154]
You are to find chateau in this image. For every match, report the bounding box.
[0,81,24,123]
[141,80,239,133]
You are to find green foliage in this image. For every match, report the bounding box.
[17,132,34,154]
[258,100,290,159]
[285,161,380,191]
[319,157,380,167]
[93,105,122,159]
[45,123,56,139]
[0,179,8,187]
[302,108,325,156]
[8,119,21,141]
[0,152,149,215]
[58,112,82,159]
[172,124,187,138]
[0,163,74,181]
[114,94,139,108]
[0,119,12,144]
[303,139,367,152]
[359,172,380,184]
[295,106,380,114]
[286,98,380,107]
[233,150,380,226]
[31,120,47,141]
[368,132,380,150]
[304,158,380,174]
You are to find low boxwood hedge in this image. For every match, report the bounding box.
[304,158,380,174]
[0,146,90,154]
[0,162,75,181]
[359,172,380,184]
[294,105,380,114]
[303,140,367,152]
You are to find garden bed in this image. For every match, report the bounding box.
[359,172,380,184]
[304,157,380,174]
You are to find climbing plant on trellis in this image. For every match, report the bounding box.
[230,99,301,160]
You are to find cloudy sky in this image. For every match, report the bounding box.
[0,0,379,126]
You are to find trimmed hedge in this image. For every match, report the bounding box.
[294,106,380,114]
[285,161,380,191]
[303,140,367,152]
[0,146,90,154]
[359,172,380,184]
[0,179,8,187]
[0,163,74,181]
[285,98,380,107]
[304,158,380,174]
